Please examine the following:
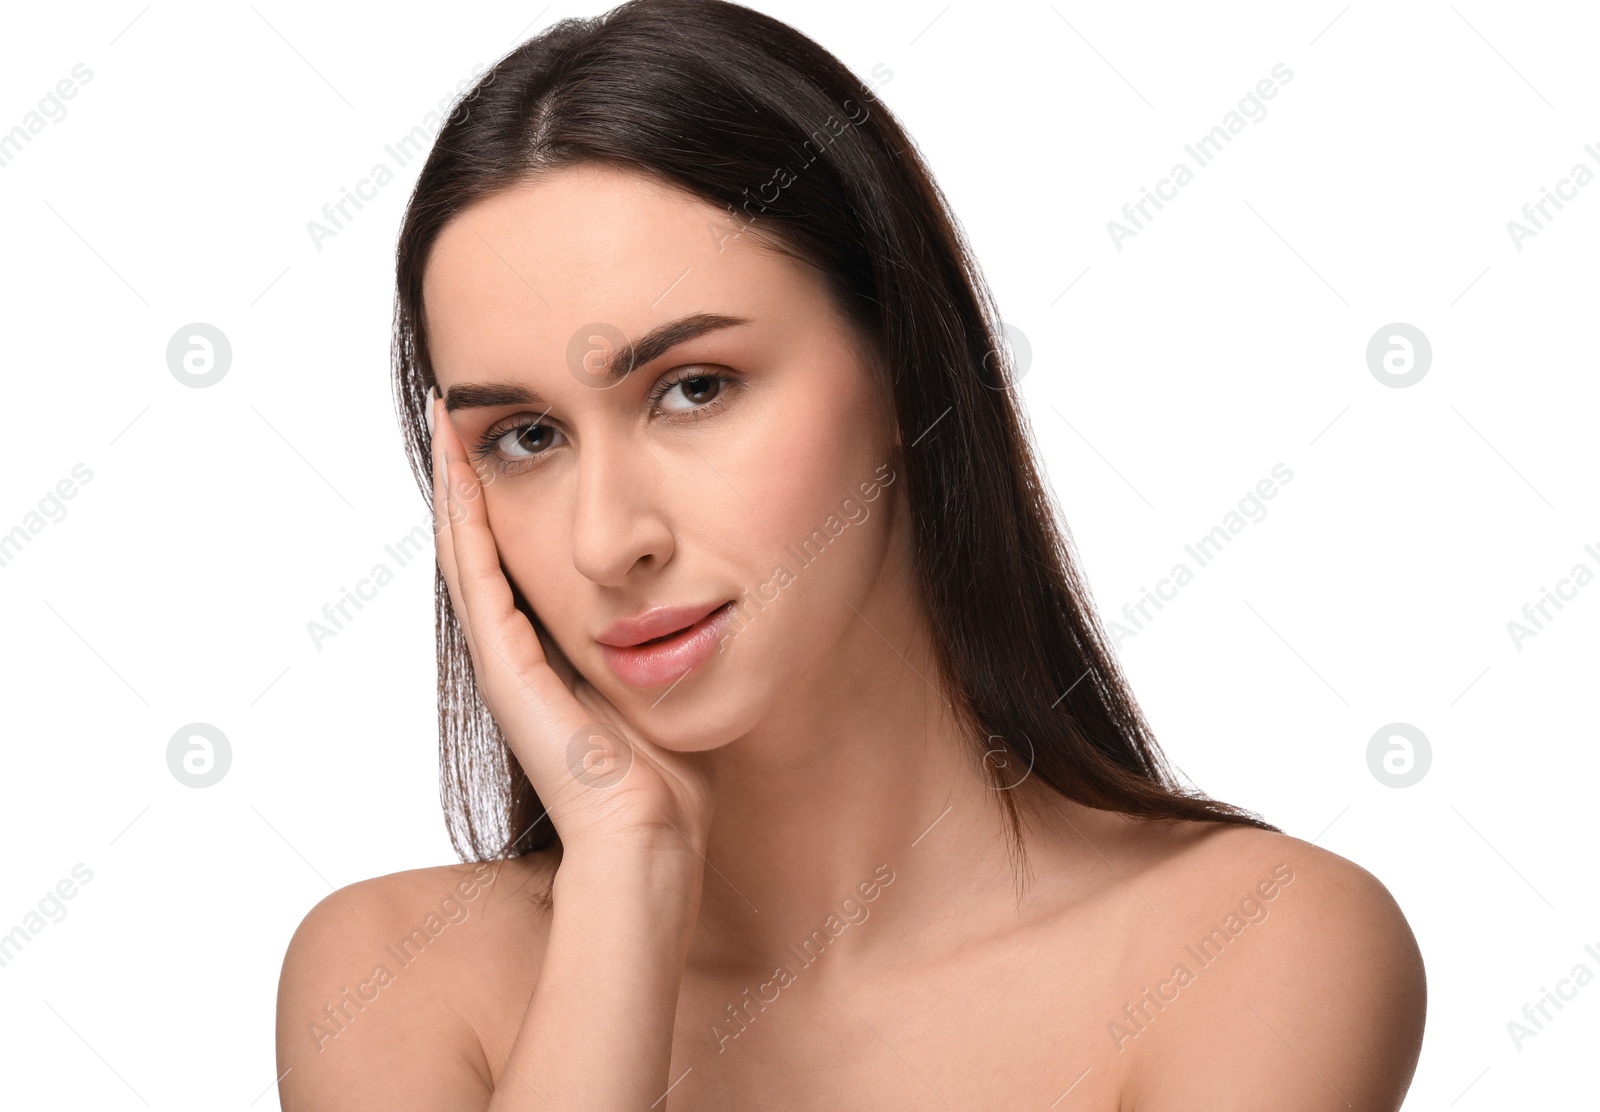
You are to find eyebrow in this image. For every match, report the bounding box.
[442,311,751,411]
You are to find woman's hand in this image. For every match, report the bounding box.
[429,390,716,864]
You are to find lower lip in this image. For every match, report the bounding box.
[599,602,737,689]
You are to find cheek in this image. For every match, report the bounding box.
[712,362,888,546]
[715,423,894,649]
[482,487,571,620]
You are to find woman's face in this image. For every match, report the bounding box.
[423,162,904,750]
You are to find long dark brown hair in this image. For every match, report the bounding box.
[390,0,1275,871]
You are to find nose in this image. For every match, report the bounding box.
[569,429,674,586]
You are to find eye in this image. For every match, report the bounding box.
[649,368,735,415]
[470,368,742,474]
[473,417,563,470]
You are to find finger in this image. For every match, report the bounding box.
[430,391,467,624]
[432,389,503,662]
[435,401,575,730]
[432,390,509,694]
[503,569,583,696]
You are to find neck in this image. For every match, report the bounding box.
[689,539,1045,980]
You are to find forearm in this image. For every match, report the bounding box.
[486,846,703,1111]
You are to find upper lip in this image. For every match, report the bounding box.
[595,599,729,648]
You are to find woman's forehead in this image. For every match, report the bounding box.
[421,168,841,387]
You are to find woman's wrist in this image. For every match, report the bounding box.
[552,839,706,914]
[483,841,702,1109]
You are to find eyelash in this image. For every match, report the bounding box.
[469,367,741,473]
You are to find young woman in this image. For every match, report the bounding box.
[275,1,1425,1107]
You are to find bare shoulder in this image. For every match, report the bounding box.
[274,853,558,1112]
[1120,822,1427,1111]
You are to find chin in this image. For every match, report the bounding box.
[621,686,761,755]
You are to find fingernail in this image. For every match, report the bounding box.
[425,393,436,439]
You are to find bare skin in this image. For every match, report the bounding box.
[275,163,1425,1110]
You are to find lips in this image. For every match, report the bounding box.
[597,600,737,689]
[596,600,730,648]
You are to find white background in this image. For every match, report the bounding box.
[1,1,1594,1107]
